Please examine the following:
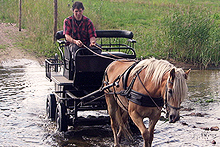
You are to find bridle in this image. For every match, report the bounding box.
[137,72,181,112]
[164,80,181,111]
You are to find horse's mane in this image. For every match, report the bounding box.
[130,57,175,85]
[172,68,188,101]
[130,57,188,100]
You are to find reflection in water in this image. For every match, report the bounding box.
[0,59,219,147]
[0,59,54,146]
[186,70,220,110]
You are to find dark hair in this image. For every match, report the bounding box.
[72,1,84,10]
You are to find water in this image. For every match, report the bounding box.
[153,70,220,147]
[0,59,54,146]
[0,59,219,146]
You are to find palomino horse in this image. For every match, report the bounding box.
[104,58,190,147]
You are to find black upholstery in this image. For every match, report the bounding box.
[56,31,65,40]
[55,30,133,40]
[96,30,133,39]
[73,52,113,90]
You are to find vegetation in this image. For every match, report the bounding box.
[0,0,219,68]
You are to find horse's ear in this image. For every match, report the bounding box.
[170,68,175,81]
[184,69,191,79]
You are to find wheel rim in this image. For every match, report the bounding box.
[56,104,61,131]
[46,94,56,121]
[46,96,50,118]
[56,103,67,132]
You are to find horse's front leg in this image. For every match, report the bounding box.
[148,116,160,146]
[129,111,151,147]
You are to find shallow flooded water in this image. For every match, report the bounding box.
[0,59,54,146]
[0,59,219,146]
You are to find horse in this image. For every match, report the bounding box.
[103,57,190,147]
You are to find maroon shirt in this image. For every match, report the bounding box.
[63,15,97,45]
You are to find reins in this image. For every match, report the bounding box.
[94,44,124,59]
[82,43,119,61]
[81,43,137,62]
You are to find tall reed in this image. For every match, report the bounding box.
[161,5,219,68]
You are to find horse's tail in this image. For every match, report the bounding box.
[115,107,133,141]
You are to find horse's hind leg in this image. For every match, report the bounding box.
[117,109,130,143]
[105,94,120,147]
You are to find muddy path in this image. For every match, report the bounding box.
[0,23,45,65]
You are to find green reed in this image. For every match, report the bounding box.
[161,5,220,68]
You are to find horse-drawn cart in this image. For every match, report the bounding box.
[45,30,136,131]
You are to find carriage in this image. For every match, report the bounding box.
[45,28,191,146]
[45,30,137,131]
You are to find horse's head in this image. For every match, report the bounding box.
[165,68,190,123]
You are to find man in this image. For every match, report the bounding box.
[63,1,100,55]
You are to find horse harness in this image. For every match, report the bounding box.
[104,61,165,111]
[81,44,181,112]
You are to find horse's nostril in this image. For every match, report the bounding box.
[169,114,180,123]
[169,115,175,123]
[176,116,180,121]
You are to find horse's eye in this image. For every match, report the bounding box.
[168,89,173,95]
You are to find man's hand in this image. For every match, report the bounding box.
[65,34,83,47]
[75,40,83,47]
[90,41,96,47]
[90,37,96,47]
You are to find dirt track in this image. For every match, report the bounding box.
[0,23,44,66]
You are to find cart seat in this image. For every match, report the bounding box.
[73,50,113,91]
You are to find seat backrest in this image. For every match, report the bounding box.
[73,52,113,91]
[56,31,65,40]
[96,30,133,39]
[56,30,133,40]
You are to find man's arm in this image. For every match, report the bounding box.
[65,34,83,47]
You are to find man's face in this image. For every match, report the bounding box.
[73,8,83,21]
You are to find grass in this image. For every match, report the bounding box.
[0,0,219,68]
[0,45,7,50]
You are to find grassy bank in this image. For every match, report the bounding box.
[0,0,219,68]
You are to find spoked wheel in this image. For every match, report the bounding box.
[46,94,56,121]
[56,102,68,132]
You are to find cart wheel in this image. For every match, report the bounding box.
[46,94,56,121]
[56,102,68,132]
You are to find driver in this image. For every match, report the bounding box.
[63,1,101,56]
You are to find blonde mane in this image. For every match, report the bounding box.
[171,68,188,101]
[130,58,175,85]
[130,57,188,101]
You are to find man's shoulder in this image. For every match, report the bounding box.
[82,16,92,22]
[65,15,73,21]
